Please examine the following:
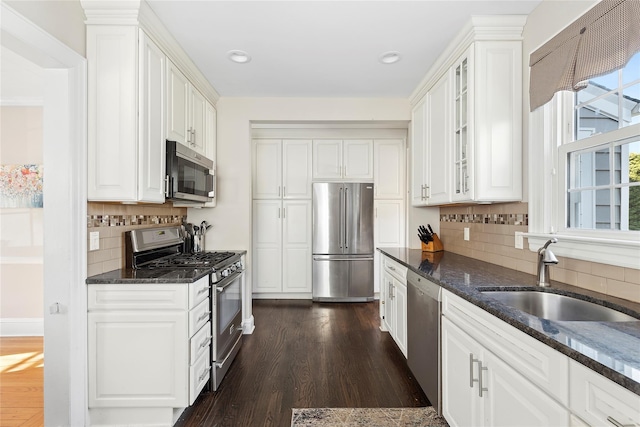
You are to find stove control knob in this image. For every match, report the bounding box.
[221,269,229,278]
[235,261,243,269]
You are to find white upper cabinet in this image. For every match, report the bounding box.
[166,60,215,159]
[410,17,524,206]
[313,139,373,181]
[87,27,166,203]
[374,139,405,199]
[253,139,312,200]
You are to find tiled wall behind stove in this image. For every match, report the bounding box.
[439,202,640,303]
[87,202,187,277]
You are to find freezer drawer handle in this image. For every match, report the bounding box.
[313,257,374,261]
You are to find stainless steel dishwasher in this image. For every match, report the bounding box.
[407,269,441,415]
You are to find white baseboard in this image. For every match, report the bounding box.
[0,318,44,336]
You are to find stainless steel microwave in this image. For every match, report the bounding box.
[165,140,215,203]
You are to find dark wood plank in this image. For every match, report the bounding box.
[176,300,427,427]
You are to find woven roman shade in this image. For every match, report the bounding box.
[529,0,640,111]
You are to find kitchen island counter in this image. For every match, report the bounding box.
[377,247,640,395]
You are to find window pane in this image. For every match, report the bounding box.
[568,189,595,229]
[622,52,640,86]
[622,83,640,127]
[628,140,640,230]
[572,148,610,188]
[576,93,620,139]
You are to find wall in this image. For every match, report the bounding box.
[440,202,640,303]
[0,106,44,331]
[4,0,86,56]
[87,202,187,276]
[186,97,411,290]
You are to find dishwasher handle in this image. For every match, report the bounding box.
[407,270,441,301]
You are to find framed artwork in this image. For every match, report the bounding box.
[0,164,44,208]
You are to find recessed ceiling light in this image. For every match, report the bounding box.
[227,50,251,64]
[379,51,401,64]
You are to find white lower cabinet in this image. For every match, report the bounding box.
[380,255,407,357]
[442,289,570,427]
[569,360,640,427]
[252,199,312,296]
[87,277,211,426]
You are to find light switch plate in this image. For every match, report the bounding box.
[515,232,524,249]
[463,227,470,241]
[90,231,100,251]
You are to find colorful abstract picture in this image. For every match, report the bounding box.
[0,164,44,208]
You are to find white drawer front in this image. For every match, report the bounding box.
[383,255,407,282]
[570,360,640,427]
[190,321,211,365]
[189,276,210,309]
[189,349,210,405]
[189,298,211,336]
[442,289,569,405]
[88,284,187,311]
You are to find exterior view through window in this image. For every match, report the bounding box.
[567,52,640,231]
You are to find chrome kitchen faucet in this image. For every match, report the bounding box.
[536,238,558,287]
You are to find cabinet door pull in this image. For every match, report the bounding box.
[478,360,488,397]
[469,353,478,388]
[278,208,280,219]
[197,311,211,323]
[283,186,286,197]
[278,186,281,197]
[283,207,286,219]
[606,416,633,427]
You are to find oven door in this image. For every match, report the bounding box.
[211,269,243,390]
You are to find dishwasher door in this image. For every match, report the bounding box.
[407,269,441,414]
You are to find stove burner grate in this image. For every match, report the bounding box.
[139,251,236,269]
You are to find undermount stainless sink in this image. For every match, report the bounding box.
[481,290,639,322]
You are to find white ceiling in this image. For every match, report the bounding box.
[148,1,541,98]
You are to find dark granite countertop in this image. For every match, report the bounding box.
[85,250,247,285]
[378,247,640,396]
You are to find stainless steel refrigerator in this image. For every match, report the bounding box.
[312,182,374,301]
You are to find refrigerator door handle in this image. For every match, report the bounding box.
[344,187,348,250]
[313,256,374,261]
[339,186,343,249]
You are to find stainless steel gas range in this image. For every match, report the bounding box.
[126,226,244,391]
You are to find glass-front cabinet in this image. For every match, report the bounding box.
[453,54,470,201]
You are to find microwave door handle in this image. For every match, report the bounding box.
[164,175,172,197]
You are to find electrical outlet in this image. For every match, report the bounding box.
[463,227,470,241]
[515,232,524,249]
[90,231,100,251]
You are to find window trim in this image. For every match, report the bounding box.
[526,93,640,269]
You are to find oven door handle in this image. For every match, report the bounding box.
[215,271,244,292]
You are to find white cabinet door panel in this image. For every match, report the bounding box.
[374,200,405,247]
[411,98,427,206]
[393,279,407,357]
[442,317,484,427]
[343,139,374,180]
[166,60,189,145]
[282,200,312,293]
[189,86,206,155]
[88,311,188,408]
[252,200,283,293]
[253,140,282,199]
[426,72,450,205]
[374,139,405,199]
[137,30,166,203]
[484,350,569,427]
[313,139,342,179]
[283,140,312,199]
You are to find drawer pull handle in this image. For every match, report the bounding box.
[388,266,396,271]
[607,416,633,427]
[198,370,209,382]
[197,311,211,322]
[199,337,210,349]
[478,361,488,398]
[197,287,209,295]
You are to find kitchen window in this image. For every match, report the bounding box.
[561,52,640,232]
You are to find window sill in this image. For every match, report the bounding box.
[525,233,640,270]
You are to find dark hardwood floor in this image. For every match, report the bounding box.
[176,300,428,427]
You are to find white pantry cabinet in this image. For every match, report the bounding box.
[373,139,406,199]
[380,254,407,357]
[87,27,166,203]
[166,60,216,160]
[87,276,211,425]
[253,139,313,200]
[252,199,312,295]
[312,139,374,181]
[410,18,523,206]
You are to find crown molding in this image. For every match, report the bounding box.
[80,0,220,105]
[409,15,526,105]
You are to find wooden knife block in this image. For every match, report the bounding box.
[421,233,444,252]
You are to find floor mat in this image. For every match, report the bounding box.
[291,407,449,426]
